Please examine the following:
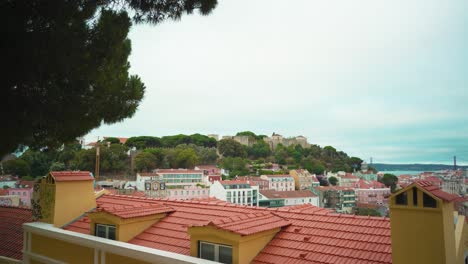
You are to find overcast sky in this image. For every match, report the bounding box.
[86,0,468,165]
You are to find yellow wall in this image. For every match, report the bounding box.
[88,211,164,242]
[289,170,300,190]
[106,253,151,264]
[29,233,156,264]
[390,186,459,264]
[188,226,280,264]
[53,181,96,227]
[31,233,95,264]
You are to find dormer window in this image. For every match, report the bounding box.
[395,192,407,205]
[423,193,437,208]
[95,224,116,240]
[199,241,232,264]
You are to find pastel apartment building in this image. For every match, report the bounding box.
[209,180,259,206]
[312,186,356,213]
[260,174,295,191]
[136,169,205,190]
[166,185,210,200]
[354,179,391,205]
[289,169,319,190]
[7,187,33,207]
[337,172,360,187]
[259,190,319,207]
[235,176,269,190]
[3,171,467,264]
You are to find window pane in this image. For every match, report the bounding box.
[96,225,106,238]
[219,246,233,264]
[395,192,407,205]
[423,192,437,208]
[200,243,215,261]
[412,187,418,206]
[108,226,116,240]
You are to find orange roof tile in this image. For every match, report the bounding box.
[64,194,392,263]
[202,212,290,236]
[156,169,203,174]
[96,204,174,219]
[415,181,459,202]
[220,180,251,185]
[0,206,32,260]
[50,171,93,182]
[260,190,317,199]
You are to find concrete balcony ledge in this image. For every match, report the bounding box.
[23,222,219,264]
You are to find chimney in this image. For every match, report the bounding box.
[32,171,96,227]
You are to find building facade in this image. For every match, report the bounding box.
[166,186,210,200]
[260,175,295,191]
[7,187,33,207]
[209,180,259,206]
[312,186,356,213]
[259,190,319,207]
[236,176,269,190]
[289,169,319,190]
[354,179,391,205]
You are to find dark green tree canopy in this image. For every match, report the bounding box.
[126,136,162,149]
[2,158,31,177]
[103,137,121,145]
[328,176,338,186]
[218,139,247,158]
[1,0,217,156]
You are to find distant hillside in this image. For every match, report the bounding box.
[372,163,468,172]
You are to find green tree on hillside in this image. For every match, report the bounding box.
[134,152,157,172]
[103,137,121,145]
[218,139,246,158]
[247,141,271,159]
[220,157,249,177]
[380,174,398,192]
[2,159,31,177]
[328,176,338,186]
[126,136,162,149]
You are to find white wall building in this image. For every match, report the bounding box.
[259,190,319,207]
[209,180,259,206]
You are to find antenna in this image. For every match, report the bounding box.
[95,136,100,181]
[454,156,457,170]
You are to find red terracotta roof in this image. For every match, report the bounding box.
[16,180,35,188]
[415,181,459,202]
[194,165,218,170]
[96,204,174,219]
[313,186,355,191]
[156,169,203,174]
[104,137,128,144]
[0,189,8,196]
[424,176,443,184]
[0,206,33,260]
[50,171,93,182]
[138,173,158,177]
[342,173,359,179]
[65,194,392,263]
[262,175,293,178]
[220,180,251,185]
[236,176,269,182]
[355,179,386,189]
[193,212,290,236]
[260,190,317,199]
